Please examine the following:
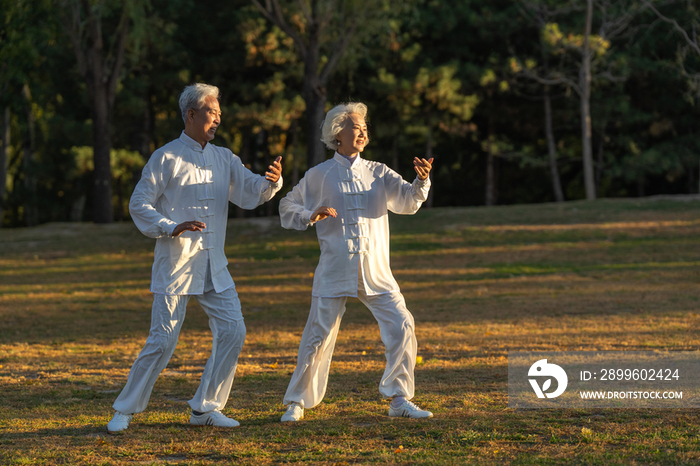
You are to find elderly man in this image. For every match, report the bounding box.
[278,102,434,422]
[107,83,282,432]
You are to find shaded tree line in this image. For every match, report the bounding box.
[1,0,699,227]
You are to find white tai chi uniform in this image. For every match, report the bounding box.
[279,152,430,409]
[113,132,281,414]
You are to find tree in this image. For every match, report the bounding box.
[514,0,645,200]
[20,84,38,226]
[642,0,700,96]
[58,0,147,223]
[626,0,700,193]
[0,0,58,226]
[232,11,306,186]
[0,105,8,228]
[252,0,407,169]
[70,146,145,220]
[373,63,478,206]
[513,1,582,202]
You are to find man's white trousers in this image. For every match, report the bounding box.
[283,276,417,409]
[112,278,245,414]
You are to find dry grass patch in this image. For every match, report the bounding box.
[2,198,700,464]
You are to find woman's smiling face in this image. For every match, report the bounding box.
[336,113,368,156]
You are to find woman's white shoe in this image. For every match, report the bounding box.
[107,411,133,433]
[281,403,304,422]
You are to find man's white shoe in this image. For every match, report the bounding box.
[107,411,133,433]
[388,400,433,419]
[280,403,304,422]
[190,410,240,428]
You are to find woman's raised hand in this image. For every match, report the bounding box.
[413,157,434,181]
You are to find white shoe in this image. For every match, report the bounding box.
[388,400,433,419]
[107,411,133,433]
[280,403,304,422]
[190,410,240,428]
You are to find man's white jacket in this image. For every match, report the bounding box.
[129,132,282,295]
[279,152,430,298]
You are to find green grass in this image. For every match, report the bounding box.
[2,197,700,464]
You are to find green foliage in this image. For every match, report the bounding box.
[69,146,145,220]
[2,0,700,226]
[70,146,145,181]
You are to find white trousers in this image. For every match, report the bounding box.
[113,270,245,414]
[283,274,417,409]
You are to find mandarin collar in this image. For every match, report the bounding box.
[333,151,360,168]
[179,131,207,152]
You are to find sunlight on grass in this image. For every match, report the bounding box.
[471,219,700,232]
[2,200,700,464]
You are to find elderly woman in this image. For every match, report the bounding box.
[278,102,434,422]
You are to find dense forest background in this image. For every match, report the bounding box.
[1,0,699,226]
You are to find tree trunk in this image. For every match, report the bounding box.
[580,0,596,200]
[251,1,356,171]
[235,129,252,218]
[115,178,123,222]
[687,158,694,194]
[596,124,605,190]
[131,92,153,192]
[62,1,131,223]
[304,78,327,169]
[0,106,9,228]
[391,135,399,171]
[91,85,114,224]
[22,84,38,227]
[301,19,328,170]
[425,129,434,208]
[292,154,300,187]
[137,90,153,159]
[286,119,300,187]
[262,130,275,217]
[485,148,496,206]
[544,86,565,202]
[485,119,497,206]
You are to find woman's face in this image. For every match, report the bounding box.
[336,113,368,156]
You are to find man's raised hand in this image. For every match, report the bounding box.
[172,221,206,237]
[311,206,337,223]
[413,157,434,181]
[265,156,283,183]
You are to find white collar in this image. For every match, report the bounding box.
[179,131,207,152]
[333,151,359,167]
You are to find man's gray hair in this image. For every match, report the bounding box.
[179,83,220,124]
[320,102,369,151]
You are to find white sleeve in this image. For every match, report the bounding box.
[279,175,316,231]
[128,154,178,239]
[228,155,282,209]
[384,166,431,215]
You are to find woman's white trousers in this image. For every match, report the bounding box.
[283,276,417,409]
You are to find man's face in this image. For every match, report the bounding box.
[187,96,221,144]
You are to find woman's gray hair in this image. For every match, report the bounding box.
[179,83,220,124]
[320,102,369,151]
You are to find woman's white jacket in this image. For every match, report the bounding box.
[279,152,431,298]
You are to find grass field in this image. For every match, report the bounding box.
[2,197,700,465]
